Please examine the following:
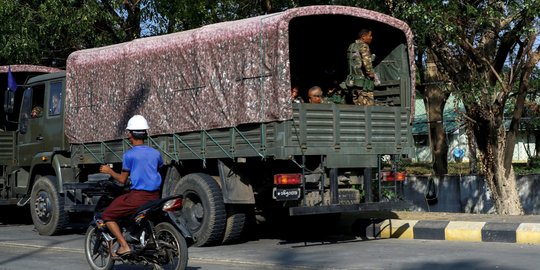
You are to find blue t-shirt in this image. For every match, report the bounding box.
[122,145,163,191]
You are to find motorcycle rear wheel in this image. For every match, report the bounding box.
[155,222,189,270]
[84,226,115,270]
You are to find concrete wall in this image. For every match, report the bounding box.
[400,175,540,214]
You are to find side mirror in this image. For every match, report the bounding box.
[4,90,15,113]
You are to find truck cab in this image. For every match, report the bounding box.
[16,72,66,165]
[0,71,70,235]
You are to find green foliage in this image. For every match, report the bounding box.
[514,161,540,175]
[0,1,40,64]
[393,0,539,102]
[0,0,139,66]
[34,1,120,64]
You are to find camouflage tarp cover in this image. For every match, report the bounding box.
[65,5,414,143]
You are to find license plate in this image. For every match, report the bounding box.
[273,188,301,201]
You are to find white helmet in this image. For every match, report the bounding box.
[126,115,149,130]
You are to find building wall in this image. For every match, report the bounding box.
[412,132,536,163]
[412,93,536,163]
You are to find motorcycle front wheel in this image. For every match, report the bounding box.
[155,222,189,270]
[84,226,115,270]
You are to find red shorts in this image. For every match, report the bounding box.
[101,190,160,221]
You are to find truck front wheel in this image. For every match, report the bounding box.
[171,173,226,246]
[30,176,68,235]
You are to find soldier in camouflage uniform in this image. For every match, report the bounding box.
[325,80,346,104]
[340,29,376,106]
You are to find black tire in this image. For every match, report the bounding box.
[84,226,114,270]
[222,204,252,245]
[171,173,226,246]
[30,176,68,235]
[155,222,189,270]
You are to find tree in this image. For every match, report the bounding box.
[395,1,540,214]
[0,0,145,67]
[147,0,297,34]
[419,50,450,175]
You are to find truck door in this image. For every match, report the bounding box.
[42,80,64,151]
[18,85,45,166]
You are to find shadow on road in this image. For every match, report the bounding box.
[239,212,394,246]
[0,205,32,225]
[1,203,401,247]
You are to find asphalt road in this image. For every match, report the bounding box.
[1,224,540,270]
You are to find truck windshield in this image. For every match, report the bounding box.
[48,81,62,116]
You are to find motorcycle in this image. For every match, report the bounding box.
[84,179,193,270]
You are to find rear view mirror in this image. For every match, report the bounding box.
[4,90,15,113]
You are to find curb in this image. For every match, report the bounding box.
[356,219,540,244]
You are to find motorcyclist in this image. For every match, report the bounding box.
[99,115,163,257]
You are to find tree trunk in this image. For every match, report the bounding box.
[424,51,449,175]
[483,147,523,215]
[472,109,523,215]
[504,83,529,176]
[426,95,448,175]
[123,0,141,40]
[466,126,478,174]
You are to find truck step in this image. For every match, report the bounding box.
[17,195,30,207]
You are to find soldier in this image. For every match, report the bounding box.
[325,80,346,104]
[31,106,43,118]
[307,86,328,104]
[291,85,303,103]
[340,29,376,106]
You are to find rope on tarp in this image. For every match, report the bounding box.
[147,136,175,161]
[172,133,203,161]
[81,143,104,164]
[122,138,132,159]
[233,127,265,159]
[100,142,122,161]
[203,130,233,159]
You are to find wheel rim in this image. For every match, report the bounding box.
[182,191,204,232]
[34,190,52,224]
[87,228,112,268]
[156,229,180,268]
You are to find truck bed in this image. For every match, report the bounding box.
[72,104,412,167]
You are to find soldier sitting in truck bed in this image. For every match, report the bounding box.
[307,86,330,104]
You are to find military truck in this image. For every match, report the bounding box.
[0,6,414,246]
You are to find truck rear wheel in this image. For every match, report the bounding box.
[172,173,226,246]
[222,204,254,244]
[30,176,68,235]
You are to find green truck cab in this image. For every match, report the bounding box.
[0,6,414,246]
